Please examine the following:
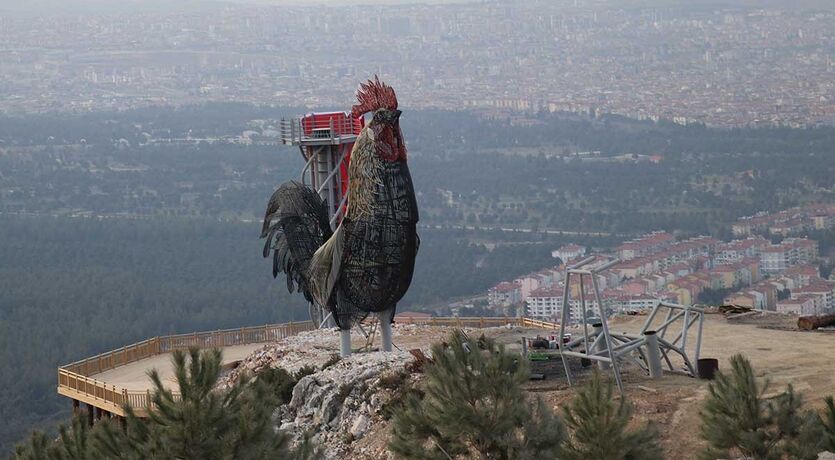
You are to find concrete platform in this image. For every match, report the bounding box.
[88,344,265,392]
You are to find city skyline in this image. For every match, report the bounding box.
[0,0,833,127]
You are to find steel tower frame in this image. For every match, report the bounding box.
[280,114,358,328]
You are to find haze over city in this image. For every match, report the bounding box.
[2,0,834,126]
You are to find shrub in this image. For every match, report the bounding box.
[560,372,663,460]
[700,353,818,460]
[388,329,564,459]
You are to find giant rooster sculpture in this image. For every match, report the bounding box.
[261,77,419,356]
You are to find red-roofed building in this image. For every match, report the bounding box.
[551,244,586,263]
[793,281,835,311]
[488,281,522,307]
[777,294,821,316]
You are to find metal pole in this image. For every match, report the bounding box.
[591,274,624,393]
[644,330,663,379]
[318,311,334,329]
[558,271,574,386]
[579,273,590,355]
[695,311,704,363]
[681,304,691,355]
[592,323,610,370]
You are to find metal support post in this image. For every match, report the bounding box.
[340,329,352,358]
[592,323,610,370]
[644,330,663,379]
[558,270,574,385]
[379,309,393,352]
[591,274,624,393]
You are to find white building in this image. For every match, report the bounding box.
[524,287,595,322]
[551,244,586,263]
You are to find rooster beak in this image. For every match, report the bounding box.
[394,110,402,119]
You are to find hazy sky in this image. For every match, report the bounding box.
[1,0,832,16]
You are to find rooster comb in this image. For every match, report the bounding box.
[351,75,398,117]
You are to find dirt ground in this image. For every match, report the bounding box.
[347,313,835,459]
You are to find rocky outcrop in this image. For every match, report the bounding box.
[276,351,413,458]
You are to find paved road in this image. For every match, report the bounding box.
[418,223,621,237]
[89,344,264,392]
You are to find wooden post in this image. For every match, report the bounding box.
[72,399,80,416]
[479,317,485,328]
[86,404,94,426]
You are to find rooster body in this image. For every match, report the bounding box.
[262,78,419,329]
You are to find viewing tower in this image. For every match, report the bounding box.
[280,111,363,326]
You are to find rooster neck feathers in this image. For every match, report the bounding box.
[346,128,384,220]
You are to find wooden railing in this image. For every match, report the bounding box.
[58,322,316,416]
[57,317,555,417]
[519,317,561,330]
[396,316,559,330]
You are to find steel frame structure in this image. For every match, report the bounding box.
[280,115,358,327]
[557,257,705,394]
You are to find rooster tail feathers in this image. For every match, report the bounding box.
[261,181,332,303]
[308,224,344,308]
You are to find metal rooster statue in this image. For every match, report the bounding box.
[261,77,419,356]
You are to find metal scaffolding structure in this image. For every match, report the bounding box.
[280,113,360,327]
[557,257,705,394]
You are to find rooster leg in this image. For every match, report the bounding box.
[340,327,352,358]
[378,308,395,352]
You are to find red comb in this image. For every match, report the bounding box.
[351,75,398,117]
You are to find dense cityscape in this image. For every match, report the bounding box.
[486,203,835,321]
[1,1,834,127]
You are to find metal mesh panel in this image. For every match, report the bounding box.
[331,160,419,328]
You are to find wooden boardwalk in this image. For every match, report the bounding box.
[57,317,557,421]
[57,322,317,419]
[89,344,264,392]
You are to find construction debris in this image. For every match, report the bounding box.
[718,304,753,316]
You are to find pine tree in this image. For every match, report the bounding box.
[700,354,813,460]
[54,415,100,460]
[14,348,317,460]
[12,432,51,460]
[13,415,103,460]
[560,372,663,460]
[819,396,835,453]
[388,329,565,460]
[92,347,317,460]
